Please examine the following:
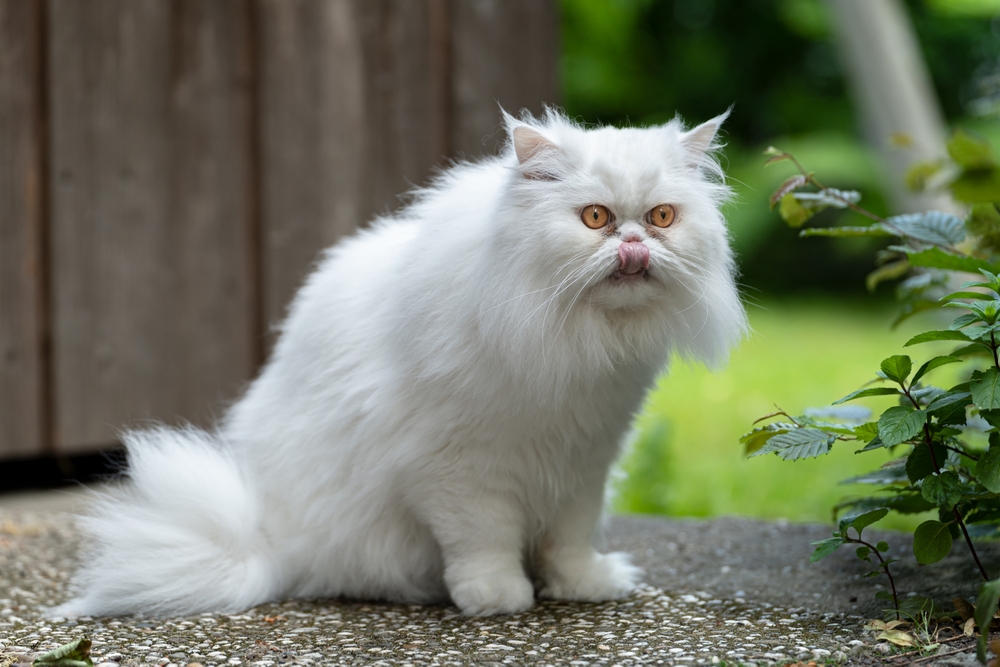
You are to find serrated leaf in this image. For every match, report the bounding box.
[838,507,888,537]
[945,298,1000,324]
[832,387,901,405]
[904,330,972,346]
[32,637,94,667]
[976,440,1000,493]
[976,578,1000,662]
[856,436,886,453]
[880,355,912,384]
[911,356,962,385]
[950,343,989,357]
[913,520,954,564]
[926,390,971,412]
[951,313,982,329]
[906,443,947,483]
[809,536,845,562]
[878,406,925,447]
[740,423,793,456]
[770,174,808,210]
[972,368,1000,410]
[921,471,962,510]
[779,192,812,228]
[853,421,880,442]
[749,428,835,460]
[904,247,1000,274]
[800,225,892,238]
[884,211,966,247]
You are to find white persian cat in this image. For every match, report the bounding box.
[55,109,746,618]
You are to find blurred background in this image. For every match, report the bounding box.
[1,0,998,527]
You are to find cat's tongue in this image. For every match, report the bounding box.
[617,241,650,275]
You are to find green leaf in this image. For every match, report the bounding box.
[855,546,871,561]
[904,247,1000,274]
[840,465,909,486]
[912,520,954,564]
[877,541,889,552]
[878,406,925,447]
[856,436,886,453]
[800,225,892,238]
[809,536,845,562]
[32,637,94,667]
[906,443,947,483]
[951,313,982,329]
[832,387,901,405]
[904,329,972,346]
[976,578,1000,662]
[925,390,971,412]
[853,421,880,442]
[945,298,1000,324]
[941,291,996,302]
[972,368,1000,410]
[883,211,966,247]
[880,355,912,385]
[976,439,1000,493]
[740,423,793,456]
[866,260,910,292]
[950,342,990,357]
[749,428,836,460]
[838,507,889,537]
[779,192,812,228]
[770,174,808,210]
[969,203,1000,253]
[921,471,962,510]
[911,356,962,385]
[951,168,1000,204]
[905,160,944,191]
[947,128,996,170]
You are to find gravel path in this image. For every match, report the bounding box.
[0,507,994,666]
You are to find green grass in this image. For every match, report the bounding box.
[613,297,963,531]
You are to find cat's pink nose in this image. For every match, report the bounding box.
[618,241,650,274]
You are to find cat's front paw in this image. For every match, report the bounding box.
[539,551,642,602]
[449,571,535,616]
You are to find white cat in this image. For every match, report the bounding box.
[55,109,746,618]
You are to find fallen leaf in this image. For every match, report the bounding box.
[955,597,976,622]
[31,637,93,667]
[966,618,978,636]
[877,629,917,647]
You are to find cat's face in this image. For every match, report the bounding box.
[504,112,736,314]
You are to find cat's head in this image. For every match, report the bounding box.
[494,108,747,367]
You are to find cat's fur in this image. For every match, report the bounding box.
[55,109,746,618]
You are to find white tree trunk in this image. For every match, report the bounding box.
[826,0,958,214]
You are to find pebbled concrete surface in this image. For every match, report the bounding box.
[0,505,996,666]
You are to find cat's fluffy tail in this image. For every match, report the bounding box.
[52,426,278,618]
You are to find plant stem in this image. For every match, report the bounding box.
[850,535,900,619]
[910,403,992,582]
[955,510,990,581]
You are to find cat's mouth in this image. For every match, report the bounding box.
[610,268,649,283]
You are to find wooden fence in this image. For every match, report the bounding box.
[0,0,557,460]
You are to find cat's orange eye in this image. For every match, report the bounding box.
[647,204,676,228]
[581,204,611,229]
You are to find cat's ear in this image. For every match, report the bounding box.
[679,110,729,167]
[510,124,562,180]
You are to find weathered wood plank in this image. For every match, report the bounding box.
[0,0,45,458]
[255,0,446,337]
[449,0,559,158]
[255,0,366,334]
[48,0,257,451]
